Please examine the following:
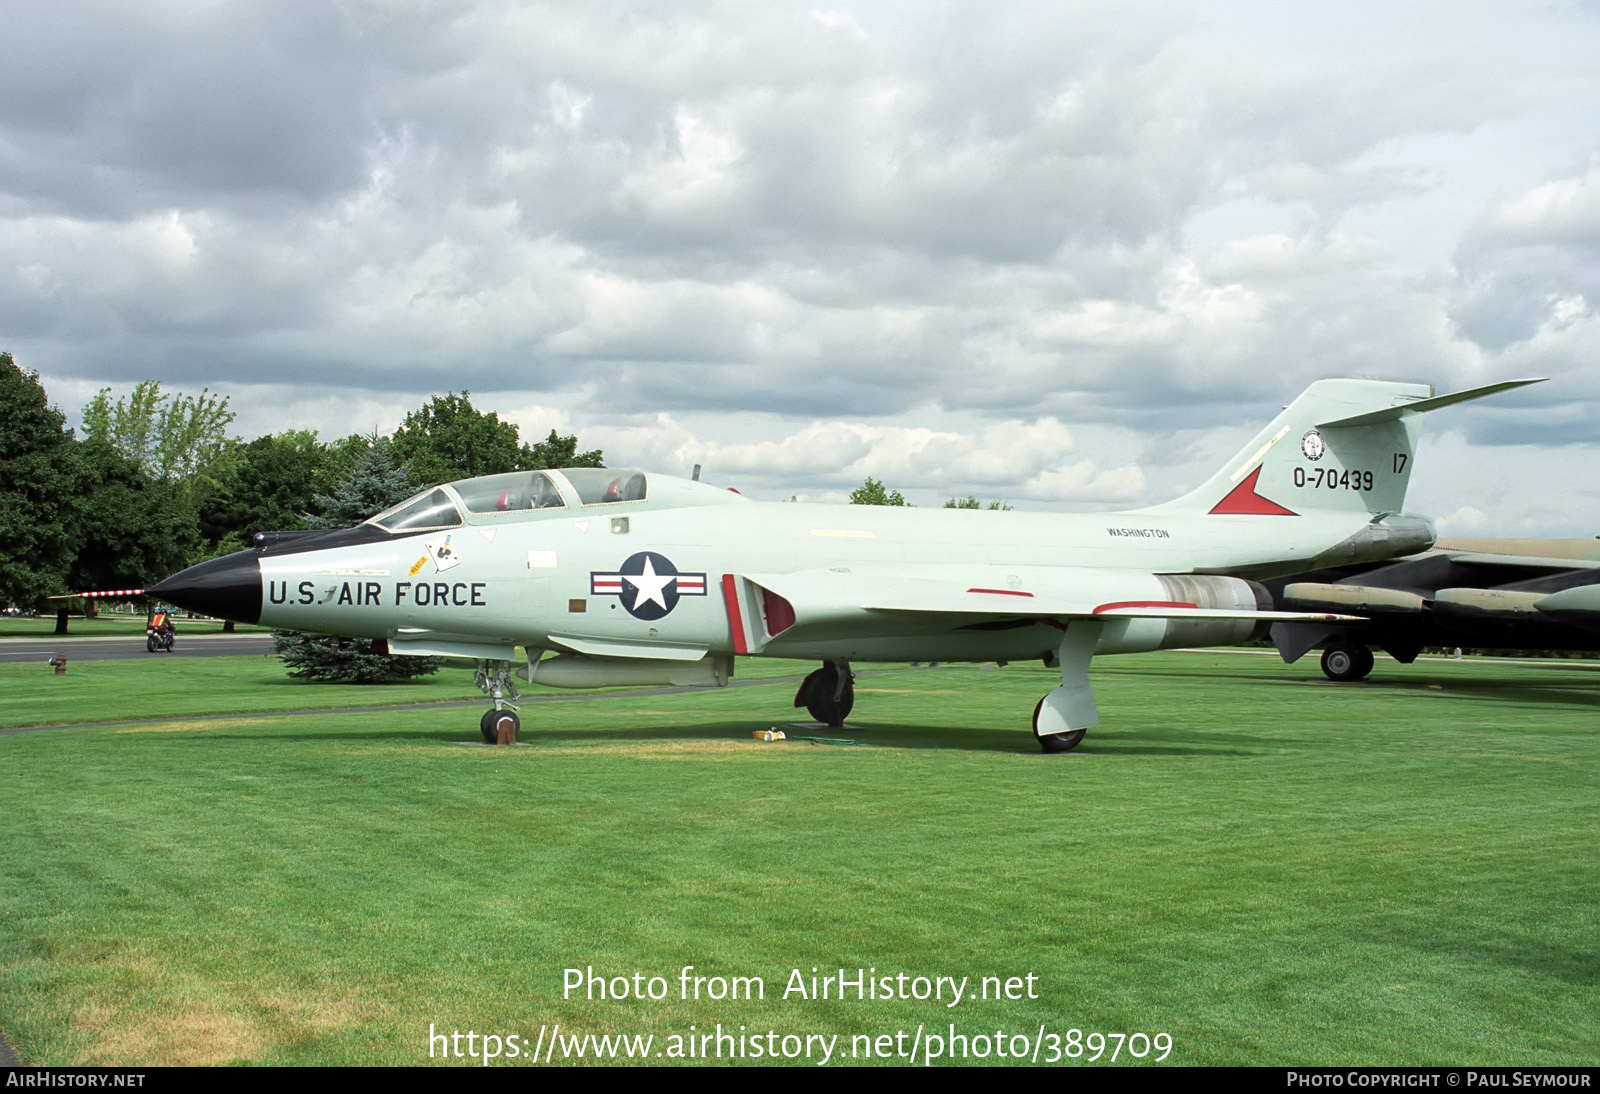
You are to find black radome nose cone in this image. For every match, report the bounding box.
[148,551,263,625]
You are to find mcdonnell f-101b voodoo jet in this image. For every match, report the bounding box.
[150,377,1536,752]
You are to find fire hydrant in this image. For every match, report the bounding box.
[49,653,67,675]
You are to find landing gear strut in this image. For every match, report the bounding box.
[474,659,522,743]
[795,660,854,727]
[1032,621,1103,754]
[1320,642,1374,682]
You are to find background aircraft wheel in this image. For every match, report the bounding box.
[798,664,854,727]
[479,709,499,744]
[1321,643,1373,682]
[1032,696,1086,753]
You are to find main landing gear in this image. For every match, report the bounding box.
[1320,642,1374,682]
[474,659,522,743]
[1031,620,1104,754]
[794,660,854,727]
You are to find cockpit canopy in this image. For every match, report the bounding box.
[367,469,654,534]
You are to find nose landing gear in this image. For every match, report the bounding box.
[474,659,522,743]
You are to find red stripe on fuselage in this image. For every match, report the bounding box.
[722,574,749,655]
[1093,600,1199,614]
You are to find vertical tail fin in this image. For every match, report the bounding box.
[1147,378,1542,518]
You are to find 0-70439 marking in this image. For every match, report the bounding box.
[1294,467,1375,491]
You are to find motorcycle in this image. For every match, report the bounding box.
[145,624,175,653]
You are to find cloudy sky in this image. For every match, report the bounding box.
[4,1,1597,534]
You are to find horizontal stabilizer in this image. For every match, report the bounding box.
[1316,378,1543,428]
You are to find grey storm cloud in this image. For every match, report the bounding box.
[2,1,1597,530]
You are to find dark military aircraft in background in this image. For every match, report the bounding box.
[1266,538,1600,679]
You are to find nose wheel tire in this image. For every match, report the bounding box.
[480,709,520,744]
[1032,697,1087,753]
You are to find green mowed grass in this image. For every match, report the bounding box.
[1,652,1595,1066]
[0,655,818,730]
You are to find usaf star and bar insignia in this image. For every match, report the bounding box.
[590,551,707,620]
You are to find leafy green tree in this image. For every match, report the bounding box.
[204,430,326,548]
[82,381,238,512]
[849,477,908,506]
[81,380,164,468]
[390,391,525,488]
[944,495,1012,510]
[0,354,77,619]
[70,440,201,596]
[390,392,604,488]
[525,428,603,470]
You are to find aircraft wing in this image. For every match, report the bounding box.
[729,567,1354,654]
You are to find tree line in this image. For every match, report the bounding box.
[0,352,602,622]
[849,476,1011,510]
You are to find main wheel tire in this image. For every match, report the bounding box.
[479,709,499,744]
[800,664,854,727]
[1032,696,1086,753]
[1321,643,1373,682]
[793,668,824,708]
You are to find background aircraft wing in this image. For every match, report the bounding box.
[1266,537,1600,666]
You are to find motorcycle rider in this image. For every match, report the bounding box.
[146,606,176,652]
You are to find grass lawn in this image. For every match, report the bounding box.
[0,651,1595,1066]
[0,655,824,731]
